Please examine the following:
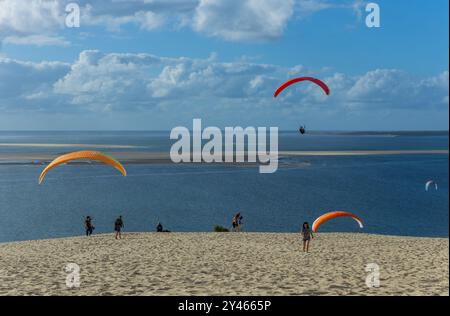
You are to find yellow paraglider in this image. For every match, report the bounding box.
[38,151,127,184]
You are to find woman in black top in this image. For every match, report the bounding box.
[301,222,313,253]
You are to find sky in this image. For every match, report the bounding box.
[0,0,448,131]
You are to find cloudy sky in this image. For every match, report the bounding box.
[0,0,448,130]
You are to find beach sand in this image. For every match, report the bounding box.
[0,150,448,165]
[0,233,447,296]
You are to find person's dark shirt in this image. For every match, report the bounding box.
[115,218,123,228]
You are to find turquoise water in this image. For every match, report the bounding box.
[0,132,448,241]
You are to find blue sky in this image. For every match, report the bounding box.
[0,0,448,130]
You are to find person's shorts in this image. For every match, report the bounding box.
[303,237,310,242]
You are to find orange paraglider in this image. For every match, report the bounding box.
[38,151,127,184]
[312,211,364,233]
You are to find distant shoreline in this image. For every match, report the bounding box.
[0,150,448,165]
[0,143,142,149]
[0,130,448,136]
[308,131,449,137]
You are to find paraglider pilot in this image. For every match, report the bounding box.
[299,126,306,135]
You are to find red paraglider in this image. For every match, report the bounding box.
[274,77,330,97]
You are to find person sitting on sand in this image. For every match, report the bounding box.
[114,216,124,239]
[85,216,94,236]
[156,222,163,232]
[301,222,313,252]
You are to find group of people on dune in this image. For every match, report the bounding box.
[85,216,169,240]
[84,213,314,252]
[85,215,124,239]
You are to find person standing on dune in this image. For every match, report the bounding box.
[232,212,243,232]
[237,214,243,232]
[301,222,313,253]
[114,216,124,239]
[85,216,94,236]
[232,213,239,232]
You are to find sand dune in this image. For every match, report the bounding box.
[0,233,447,296]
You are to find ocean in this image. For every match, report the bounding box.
[0,131,448,242]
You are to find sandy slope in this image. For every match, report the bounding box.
[0,233,447,296]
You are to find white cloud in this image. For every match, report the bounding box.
[0,0,70,48]
[0,50,446,118]
[346,69,449,109]
[52,50,279,112]
[0,56,70,111]
[296,0,334,17]
[295,0,368,22]
[1,0,348,44]
[193,0,295,41]
[81,4,167,32]
[3,34,70,46]
[0,0,65,34]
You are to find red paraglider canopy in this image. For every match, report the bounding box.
[274,77,330,97]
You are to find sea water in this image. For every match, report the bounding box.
[0,131,448,242]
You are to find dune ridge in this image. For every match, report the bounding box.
[0,232,447,296]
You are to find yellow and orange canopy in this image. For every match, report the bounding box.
[38,150,127,184]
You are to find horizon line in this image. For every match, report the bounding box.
[0,130,448,133]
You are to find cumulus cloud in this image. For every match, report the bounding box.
[0,0,69,47]
[0,0,196,40]
[80,3,168,31]
[346,69,450,109]
[0,51,447,118]
[52,50,280,111]
[53,50,161,111]
[193,0,295,41]
[1,0,358,45]
[0,56,70,111]
[0,0,64,34]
